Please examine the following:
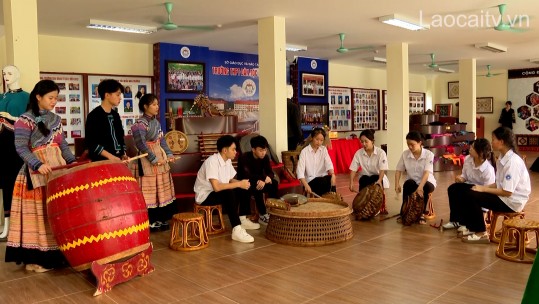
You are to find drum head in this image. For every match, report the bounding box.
[165,130,189,154]
[281,193,307,206]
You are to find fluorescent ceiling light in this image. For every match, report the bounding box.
[474,42,507,53]
[286,43,307,52]
[379,14,429,31]
[436,67,455,73]
[87,19,157,34]
[371,57,387,63]
[529,58,539,63]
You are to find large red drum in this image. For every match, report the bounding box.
[47,160,150,271]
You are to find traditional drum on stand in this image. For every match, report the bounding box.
[47,160,154,296]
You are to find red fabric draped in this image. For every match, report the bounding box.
[327,138,362,174]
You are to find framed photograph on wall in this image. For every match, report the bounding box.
[448,81,459,99]
[435,104,453,117]
[301,73,325,97]
[476,97,494,113]
[165,61,205,93]
[300,103,328,130]
[166,99,201,117]
[352,88,380,131]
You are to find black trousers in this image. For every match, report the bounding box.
[200,189,247,228]
[447,183,474,224]
[358,175,379,191]
[238,178,278,216]
[0,130,23,218]
[308,175,332,196]
[148,202,176,224]
[400,179,435,215]
[461,190,514,233]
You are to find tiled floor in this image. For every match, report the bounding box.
[1,153,538,303]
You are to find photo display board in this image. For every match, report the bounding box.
[87,75,152,135]
[328,87,352,131]
[40,73,84,144]
[352,88,380,131]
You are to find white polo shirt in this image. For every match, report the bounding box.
[396,148,437,188]
[349,146,390,188]
[460,155,495,186]
[496,150,531,212]
[194,153,236,203]
[296,144,334,183]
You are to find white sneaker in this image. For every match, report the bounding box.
[442,221,460,229]
[258,214,270,225]
[231,226,254,243]
[457,225,468,232]
[240,216,260,230]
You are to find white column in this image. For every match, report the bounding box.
[258,17,287,158]
[459,59,476,132]
[3,0,41,89]
[386,43,409,170]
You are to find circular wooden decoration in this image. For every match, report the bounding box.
[165,131,189,154]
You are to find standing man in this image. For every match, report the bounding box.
[287,85,302,151]
[499,101,515,129]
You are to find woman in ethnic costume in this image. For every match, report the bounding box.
[5,80,76,272]
[131,94,175,231]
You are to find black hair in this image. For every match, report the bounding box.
[98,79,124,101]
[28,80,59,136]
[217,135,235,152]
[492,126,519,155]
[135,86,146,100]
[406,130,424,144]
[138,93,158,113]
[250,135,269,149]
[505,101,512,106]
[472,138,496,168]
[310,127,326,139]
[359,129,375,142]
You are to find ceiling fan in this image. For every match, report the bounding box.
[336,33,373,53]
[424,53,456,73]
[478,65,503,77]
[160,2,216,31]
[492,4,529,33]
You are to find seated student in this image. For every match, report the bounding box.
[443,138,496,230]
[349,129,389,192]
[237,135,278,225]
[296,127,335,196]
[459,127,531,243]
[395,131,437,224]
[193,135,260,243]
[85,79,127,161]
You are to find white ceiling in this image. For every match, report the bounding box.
[2,0,539,75]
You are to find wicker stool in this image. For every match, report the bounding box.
[169,213,209,252]
[489,211,525,243]
[423,193,435,219]
[193,204,226,235]
[496,218,539,263]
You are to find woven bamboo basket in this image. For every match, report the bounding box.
[282,151,300,175]
[266,197,353,246]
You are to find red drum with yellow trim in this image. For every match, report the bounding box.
[46,160,150,271]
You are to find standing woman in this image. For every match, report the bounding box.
[460,127,531,243]
[498,101,515,129]
[296,127,336,196]
[443,138,496,229]
[131,94,176,231]
[395,131,437,223]
[349,129,389,192]
[5,80,76,272]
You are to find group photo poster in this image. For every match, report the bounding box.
[87,75,152,135]
[328,87,352,132]
[353,88,380,131]
[40,73,84,144]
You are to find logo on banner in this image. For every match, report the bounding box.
[180,47,191,58]
[310,60,317,69]
[242,79,256,97]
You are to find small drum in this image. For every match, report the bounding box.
[352,184,384,220]
[165,130,189,154]
[401,192,424,226]
[281,193,307,207]
[47,160,150,271]
[265,198,291,211]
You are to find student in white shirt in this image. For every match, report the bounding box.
[460,127,531,243]
[193,135,260,243]
[296,127,335,196]
[395,131,437,224]
[349,129,389,192]
[443,138,496,229]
